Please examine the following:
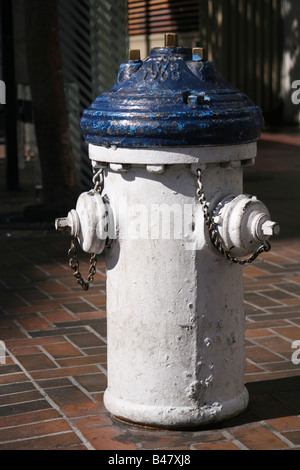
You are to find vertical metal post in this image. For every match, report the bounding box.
[198,0,208,50]
[145,0,150,56]
[1,0,19,191]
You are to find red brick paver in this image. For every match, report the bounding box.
[0,231,299,451]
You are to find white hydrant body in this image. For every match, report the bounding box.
[56,35,279,429]
[92,144,255,428]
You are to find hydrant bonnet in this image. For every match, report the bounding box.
[80,45,264,148]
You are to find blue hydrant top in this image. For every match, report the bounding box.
[80,39,264,148]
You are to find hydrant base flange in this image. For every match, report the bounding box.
[89,142,257,166]
[104,387,249,429]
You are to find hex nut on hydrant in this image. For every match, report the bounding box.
[56,33,280,429]
[261,220,280,237]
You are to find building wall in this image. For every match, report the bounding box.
[10,0,128,191]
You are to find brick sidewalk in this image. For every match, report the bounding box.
[0,229,299,450]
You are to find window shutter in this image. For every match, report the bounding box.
[128,0,199,36]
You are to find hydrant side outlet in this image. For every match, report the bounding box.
[56,34,279,429]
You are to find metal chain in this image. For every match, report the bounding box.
[66,168,104,291]
[68,237,97,291]
[196,169,271,265]
[92,168,104,194]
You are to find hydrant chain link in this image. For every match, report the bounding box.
[68,237,97,291]
[92,168,104,194]
[196,169,271,265]
[65,168,105,290]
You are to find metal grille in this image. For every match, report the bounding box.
[128,0,199,35]
[58,0,128,190]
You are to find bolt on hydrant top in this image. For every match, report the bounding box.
[80,33,264,148]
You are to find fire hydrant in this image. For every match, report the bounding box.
[56,34,279,429]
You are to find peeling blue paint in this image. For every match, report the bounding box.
[80,46,264,148]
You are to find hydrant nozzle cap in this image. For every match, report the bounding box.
[81,33,264,148]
